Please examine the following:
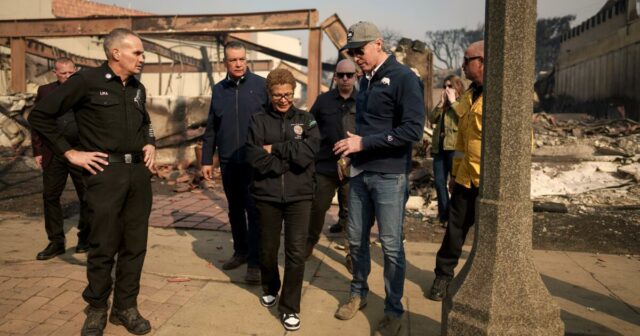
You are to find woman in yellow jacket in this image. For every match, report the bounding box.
[427,75,466,228]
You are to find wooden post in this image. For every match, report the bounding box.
[10,38,26,93]
[307,27,322,108]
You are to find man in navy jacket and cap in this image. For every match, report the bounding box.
[333,21,426,336]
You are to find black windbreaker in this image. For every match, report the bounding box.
[246,105,320,203]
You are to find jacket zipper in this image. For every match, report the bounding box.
[122,84,129,151]
[235,84,240,162]
[281,115,286,202]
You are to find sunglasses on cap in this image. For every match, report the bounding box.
[336,72,356,79]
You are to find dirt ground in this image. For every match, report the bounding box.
[1,154,638,255]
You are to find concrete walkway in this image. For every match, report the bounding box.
[0,196,638,335]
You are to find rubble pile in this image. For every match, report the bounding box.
[533,112,640,157]
[405,113,640,223]
[152,160,221,194]
[0,93,35,151]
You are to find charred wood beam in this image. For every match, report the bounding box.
[0,9,318,37]
[10,38,26,92]
[140,38,202,69]
[142,60,272,73]
[0,37,272,73]
[320,14,350,60]
[228,33,334,72]
[276,61,329,93]
[0,37,102,67]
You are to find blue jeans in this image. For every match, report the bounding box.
[347,171,408,317]
[433,150,455,223]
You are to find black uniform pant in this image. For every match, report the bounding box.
[256,199,310,314]
[308,173,349,245]
[82,163,152,309]
[221,162,259,267]
[42,154,90,244]
[434,183,478,279]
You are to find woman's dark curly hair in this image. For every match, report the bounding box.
[266,68,297,92]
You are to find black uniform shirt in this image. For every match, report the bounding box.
[309,88,356,177]
[29,62,155,156]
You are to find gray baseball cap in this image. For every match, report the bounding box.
[341,21,382,51]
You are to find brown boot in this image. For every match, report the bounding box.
[374,314,402,336]
[334,296,367,320]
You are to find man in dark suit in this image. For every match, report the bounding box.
[31,57,90,260]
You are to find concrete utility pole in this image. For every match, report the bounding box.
[442,0,565,334]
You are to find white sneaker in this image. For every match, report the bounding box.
[260,294,277,307]
[281,313,300,331]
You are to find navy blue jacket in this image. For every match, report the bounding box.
[201,71,268,165]
[353,55,426,174]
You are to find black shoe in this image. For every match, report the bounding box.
[36,243,65,260]
[109,307,151,335]
[427,278,450,301]
[76,239,90,253]
[329,222,344,233]
[281,312,300,331]
[81,306,108,336]
[222,255,247,270]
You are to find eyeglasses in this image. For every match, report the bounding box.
[271,92,294,101]
[463,56,482,65]
[444,84,452,89]
[336,72,355,79]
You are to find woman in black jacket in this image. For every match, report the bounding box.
[246,68,319,331]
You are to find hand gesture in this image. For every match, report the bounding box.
[64,149,108,175]
[201,165,213,181]
[445,87,457,104]
[333,131,363,157]
[143,144,156,169]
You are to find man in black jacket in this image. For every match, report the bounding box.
[29,28,155,336]
[200,41,268,284]
[306,59,357,264]
[333,22,426,336]
[31,57,90,260]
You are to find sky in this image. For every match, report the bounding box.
[96,0,610,61]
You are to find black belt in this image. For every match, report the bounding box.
[108,152,144,164]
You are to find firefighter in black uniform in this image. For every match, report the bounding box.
[29,28,155,336]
